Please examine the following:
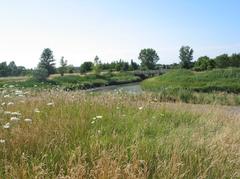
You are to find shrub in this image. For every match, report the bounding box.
[32,68,48,82]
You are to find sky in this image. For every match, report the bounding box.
[0,0,240,68]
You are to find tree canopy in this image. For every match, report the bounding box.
[138,48,159,70]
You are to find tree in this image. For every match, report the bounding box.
[80,61,93,73]
[38,48,56,76]
[179,46,194,69]
[194,56,215,71]
[214,54,230,68]
[130,60,139,71]
[0,62,9,77]
[138,48,159,70]
[230,53,240,67]
[59,57,68,76]
[93,56,102,75]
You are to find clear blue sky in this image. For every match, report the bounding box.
[0,0,240,68]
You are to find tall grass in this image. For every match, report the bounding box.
[142,68,240,93]
[0,89,239,178]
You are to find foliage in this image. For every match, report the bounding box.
[38,48,56,76]
[194,56,215,71]
[80,61,93,73]
[179,46,194,69]
[58,57,68,76]
[32,68,49,82]
[0,61,26,77]
[142,68,240,93]
[93,56,102,75]
[138,48,159,70]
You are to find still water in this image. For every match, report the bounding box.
[87,82,142,93]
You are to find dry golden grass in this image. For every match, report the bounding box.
[0,89,239,178]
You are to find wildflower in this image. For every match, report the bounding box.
[34,85,38,87]
[1,102,5,106]
[47,102,54,106]
[92,117,96,120]
[3,123,10,129]
[24,118,32,122]
[9,85,15,88]
[7,102,14,106]
[34,108,40,113]
[91,121,95,124]
[4,95,10,98]
[97,130,101,134]
[0,139,5,144]
[11,112,21,116]
[10,117,20,121]
[96,116,103,119]
[4,111,11,115]
[138,106,143,110]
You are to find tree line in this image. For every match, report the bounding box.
[1,47,240,79]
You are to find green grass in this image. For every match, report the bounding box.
[0,90,239,178]
[142,68,240,93]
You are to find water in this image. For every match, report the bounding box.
[87,82,142,93]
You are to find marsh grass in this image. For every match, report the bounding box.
[0,90,239,178]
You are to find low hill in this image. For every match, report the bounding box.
[141,68,240,93]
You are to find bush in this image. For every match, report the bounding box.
[32,68,48,82]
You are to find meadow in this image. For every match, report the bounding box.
[0,87,239,178]
[141,68,240,105]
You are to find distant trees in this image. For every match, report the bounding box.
[38,48,56,76]
[179,46,194,69]
[59,57,68,76]
[139,48,159,70]
[0,61,26,77]
[80,61,93,74]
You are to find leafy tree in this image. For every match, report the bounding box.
[0,62,9,77]
[67,65,75,73]
[32,68,48,82]
[138,48,159,70]
[179,46,194,69]
[230,53,240,67]
[214,54,230,68]
[38,48,56,76]
[59,57,68,76]
[194,56,215,71]
[80,61,93,73]
[93,56,101,75]
[130,60,139,71]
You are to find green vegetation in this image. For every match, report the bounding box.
[141,68,240,105]
[0,90,239,178]
[53,72,141,90]
[142,68,240,93]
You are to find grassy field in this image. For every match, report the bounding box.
[0,88,239,178]
[141,68,240,105]
[141,68,240,93]
[0,72,141,90]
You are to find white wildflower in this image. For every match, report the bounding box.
[1,102,6,106]
[91,121,95,124]
[3,123,10,129]
[92,117,96,120]
[4,111,11,115]
[24,118,32,122]
[34,108,40,113]
[47,102,54,106]
[7,102,14,106]
[96,116,103,119]
[11,112,21,116]
[4,95,10,98]
[10,117,20,121]
[0,139,5,144]
[138,106,143,110]
[9,85,14,88]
